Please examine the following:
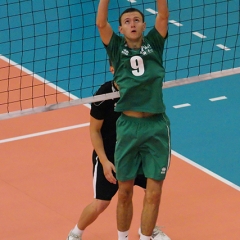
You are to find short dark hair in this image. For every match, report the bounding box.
[119,8,145,26]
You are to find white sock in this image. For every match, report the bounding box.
[139,233,151,240]
[118,230,129,240]
[72,224,84,236]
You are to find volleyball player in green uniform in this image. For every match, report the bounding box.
[66,64,170,240]
[96,1,171,240]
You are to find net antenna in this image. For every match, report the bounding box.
[0,0,239,120]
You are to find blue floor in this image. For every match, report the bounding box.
[164,74,240,186]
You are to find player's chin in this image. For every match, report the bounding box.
[129,34,141,40]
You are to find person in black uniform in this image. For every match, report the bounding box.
[66,64,169,240]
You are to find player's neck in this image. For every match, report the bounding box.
[125,36,143,50]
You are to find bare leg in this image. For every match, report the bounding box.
[77,199,110,230]
[117,180,135,231]
[141,179,164,236]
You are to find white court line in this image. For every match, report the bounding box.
[0,122,238,191]
[146,8,158,14]
[209,96,227,102]
[173,103,191,108]
[169,20,183,27]
[172,150,240,191]
[216,44,231,51]
[192,32,207,39]
[0,55,78,100]
[0,123,89,144]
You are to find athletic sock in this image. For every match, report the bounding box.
[118,230,129,240]
[71,224,84,236]
[139,233,151,240]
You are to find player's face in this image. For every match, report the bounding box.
[119,12,146,41]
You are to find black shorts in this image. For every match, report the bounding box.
[92,151,147,201]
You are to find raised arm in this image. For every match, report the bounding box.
[155,0,169,38]
[96,0,113,45]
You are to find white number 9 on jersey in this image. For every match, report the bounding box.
[130,56,145,76]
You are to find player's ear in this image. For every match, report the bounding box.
[110,66,114,74]
[142,22,146,31]
[119,26,123,34]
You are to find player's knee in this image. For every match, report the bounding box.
[145,189,161,205]
[118,180,134,202]
[95,199,111,213]
[118,188,133,203]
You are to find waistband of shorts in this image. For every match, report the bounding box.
[120,112,163,123]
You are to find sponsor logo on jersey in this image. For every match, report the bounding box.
[121,49,129,55]
[121,44,153,56]
[140,44,153,55]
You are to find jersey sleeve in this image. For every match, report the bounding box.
[146,27,167,58]
[90,101,106,120]
[105,32,123,67]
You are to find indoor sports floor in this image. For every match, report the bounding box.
[0,0,240,239]
[0,101,239,240]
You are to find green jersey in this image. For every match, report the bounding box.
[106,27,167,113]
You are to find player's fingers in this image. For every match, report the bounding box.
[105,172,117,184]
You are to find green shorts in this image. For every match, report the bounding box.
[115,113,171,181]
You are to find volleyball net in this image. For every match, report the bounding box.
[0,0,239,119]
